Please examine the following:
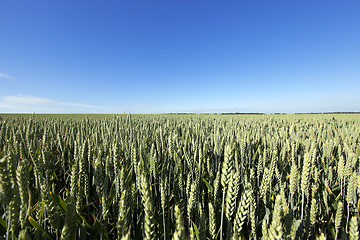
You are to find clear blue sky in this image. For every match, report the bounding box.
[1,0,359,113]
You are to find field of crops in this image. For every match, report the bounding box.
[0,114,359,240]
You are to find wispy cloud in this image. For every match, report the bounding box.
[0,73,15,79]
[4,95,55,105]
[0,94,110,113]
[58,101,107,109]
[0,94,161,113]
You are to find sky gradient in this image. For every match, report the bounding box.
[1,0,360,114]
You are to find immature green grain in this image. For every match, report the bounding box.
[149,143,157,180]
[61,158,78,240]
[220,144,234,240]
[346,172,357,232]
[289,219,301,240]
[94,151,104,198]
[0,156,13,207]
[9,195,20,238]
[268,195,283,240]
[301,153,311,220]
[250,196,257,239]
[213,164,221,203]
[274,166,282,187]
[209,202,217,240]
[131,144,138,175]
[344,148,355,179]
[186,173,192,199]
[0,112,359,240]
[316,233,326,240]
[113,141,121,201]
[16,159,29,228]
[0,121,5,147]
[225,170,238,238]
[225,170,238,222]
[338,155,345,196]
[257,150,265,185]
[172,205,185,240]
[77,142,88,213]
[261,213,269,240]
[310,198,317,226]
[221,144,234,189]
[139,174,155,240]
[168,133,175,160]
[289,162,299,207]
[233,186,252,236]
[335,201,343,240]
[260,167,272,201]
[310,141,317,165]
[349,216,359,240]
[117,189,129,238]
[41,183,61,230]
[121,229,132,240]
[279,183,288,216]
[187,180,198,220]
[160,177,168,240]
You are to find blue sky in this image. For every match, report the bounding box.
[1,0,359,113]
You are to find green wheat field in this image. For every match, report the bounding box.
[0,114,359,240]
